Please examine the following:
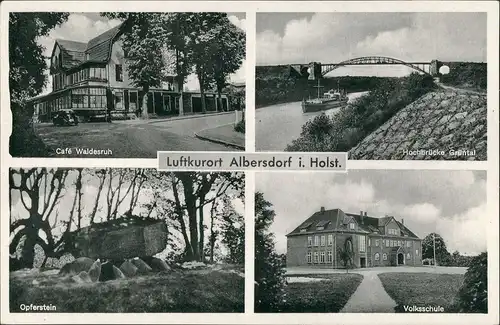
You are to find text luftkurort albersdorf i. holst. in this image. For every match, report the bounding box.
[161,154,344,170]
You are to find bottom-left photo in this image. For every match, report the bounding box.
[8,168,245,313]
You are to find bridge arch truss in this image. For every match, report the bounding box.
[320,56,432,76]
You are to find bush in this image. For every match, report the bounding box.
[234,119,245,134]
[439,62,487,90]
[456,252,487,313]
[286,73,436,152]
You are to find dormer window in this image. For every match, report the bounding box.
[349,223,355,230]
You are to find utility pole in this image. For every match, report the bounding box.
[433,233,437,268]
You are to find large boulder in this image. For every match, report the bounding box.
[132,258,153,274]
[119,260,138,277]
[99,261,116,282]
[88,259,101,282]
[59,257,94,276]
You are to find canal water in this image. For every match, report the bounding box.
[256,91,368,151]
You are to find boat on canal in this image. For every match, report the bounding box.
[302,79,348,113]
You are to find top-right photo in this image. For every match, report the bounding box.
[255,12,487,160]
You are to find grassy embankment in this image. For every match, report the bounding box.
[378,273,464,313]
[278,273,363,312]
[10,268,244,313]
[285,73,436,152]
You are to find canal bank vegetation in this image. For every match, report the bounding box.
[255,65,389,108]
[439,62,487,91]
[286,73,436,152]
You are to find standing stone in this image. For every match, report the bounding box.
[132,258,153,274]
[120,260,138,277]
[99,261,116,282]
[88,259,101,282]
[148,257,171,272]
[113,266,126,279]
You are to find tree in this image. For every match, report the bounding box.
[9,168,70,268]
[184,13,229,113]
[101,13,168,119]
[210,19,245,111]
[220,197,245,264]
[170,172,244,262]
[422,233,451,266]
[254,192,286,312]
[338,237,355,273]
[9,13,69,156]
[456,252,487,313]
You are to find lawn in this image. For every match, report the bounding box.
[378,272,464,313]
[281,273,363,312]
[10,269,244,313]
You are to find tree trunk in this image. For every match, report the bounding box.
[197,71,206,114]
[217,89,223,112]
[20,227,37,269]
[209,203,216,263]
[198,195,206,262]
[141,87,149,119]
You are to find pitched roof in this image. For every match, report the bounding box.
[287,208,420,239]
[52,23,124,71]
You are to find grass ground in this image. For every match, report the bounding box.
[10,269,244,313]
[281,273,363,312]
[378,272,464,313]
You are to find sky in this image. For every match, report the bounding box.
[10,169,244,257]
[37,12,246,95]
[256,12,487,77]
[256,170,487,256]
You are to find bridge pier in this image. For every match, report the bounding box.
[430,60,442,76]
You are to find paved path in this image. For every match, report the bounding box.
[340,271,397,313]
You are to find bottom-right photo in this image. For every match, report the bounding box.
[254,170,487,314]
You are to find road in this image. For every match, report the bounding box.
[436,82,486,95]
[34,113,239,158]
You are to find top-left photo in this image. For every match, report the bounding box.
[9,12,246,158]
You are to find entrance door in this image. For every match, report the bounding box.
[398,253,404,265]
[360,257,366,268]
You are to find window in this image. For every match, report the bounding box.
[307,252,312,264]
[386,240,389,247]
[398,240,401,247]
[375,239,379,247]
[320,236,326,246]
[300,229,307,233]
[129,91,138,112]
[327,234,333,246]
[313,252,319,263]
[327,251,333,263]
[116,64,123,82]
[320,252,325,263]
[115,91,124,110]
[375,253,380,261]
[359,235,366,252]
[314,236,319,247]
[407,241,411,248]
[307,236,313,247]
[383,253,388,261]
[349,223,355,230]
[416,249,419,256]
[407,253,411,260]
[368,238,371,247]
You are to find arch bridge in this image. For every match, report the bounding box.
[296,56,440,77]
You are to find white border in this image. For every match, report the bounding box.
[1,1,498,325]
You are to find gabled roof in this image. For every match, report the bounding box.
[51,23,124,72]
[287,208,420,239]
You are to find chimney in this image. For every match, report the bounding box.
[364,212,367,217]
[360,210,364,224]
[320,206,325,212]
[401,218,404,225]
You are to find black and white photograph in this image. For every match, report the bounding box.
[255,13,487,160]
[9,12,246,158]
[255,170,487,313]
[9,168,245,312]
